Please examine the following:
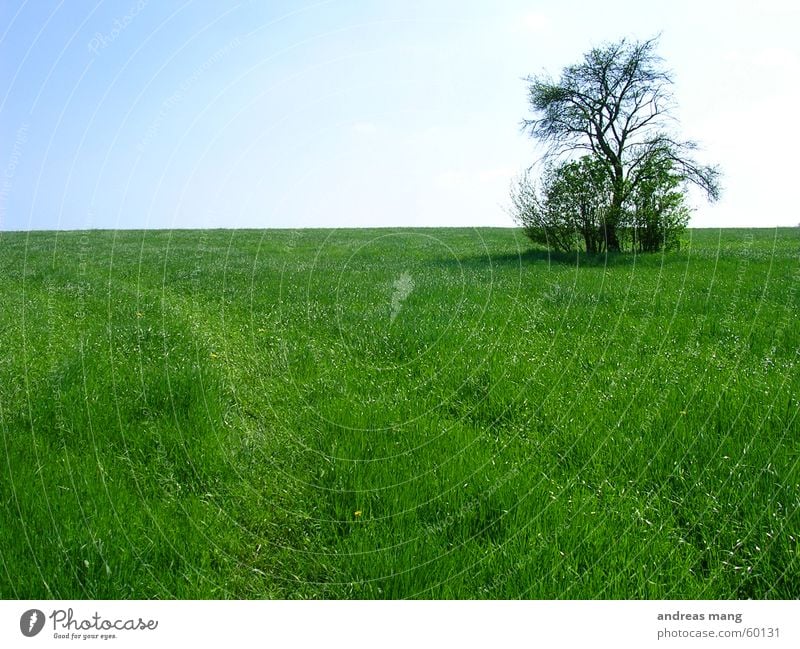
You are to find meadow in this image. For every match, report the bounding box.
[0,227,798,599]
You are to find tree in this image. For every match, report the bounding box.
[511,156,612,253]
[522,36,720,251]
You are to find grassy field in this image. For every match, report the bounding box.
[0,227,798,599]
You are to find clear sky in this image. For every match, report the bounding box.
[1,0,798,230]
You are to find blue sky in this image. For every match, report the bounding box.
[1,0,798,230]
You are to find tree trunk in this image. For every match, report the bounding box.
[605,170,625,252]
[603,216,621,252]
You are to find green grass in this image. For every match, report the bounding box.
[1,227,798,599]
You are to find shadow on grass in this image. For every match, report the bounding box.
[434,247,672,269]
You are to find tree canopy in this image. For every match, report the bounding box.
[519,36,720,252]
